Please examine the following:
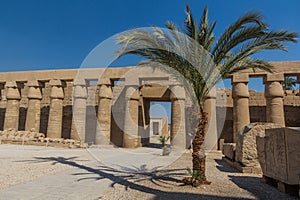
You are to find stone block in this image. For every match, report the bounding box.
[232,74,249,83]
[236,123,282,168]
[256,136,266,174]
[263,128,300,185]
[283,96,294,105]
[265,73,284,82]
[256,100,266,106]
[222,143,236,160]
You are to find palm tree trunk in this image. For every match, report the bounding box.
[192,107,208,182]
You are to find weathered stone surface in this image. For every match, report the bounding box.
[47,79,64,138]
[256,136,266,174]
[0,129,45,141]
[232,80,250,143]
[96,84,112,145]
[123,86,140,148]
[265,80,285,126]
[0,129,82,148]
[222,143,236,160]
[204,87,218,150]
[170,98,186,150]
[235,122,282,167]
[0,64,300,150]
[4,81,21,130]
[260,128,300,185]
[72,83,87,142]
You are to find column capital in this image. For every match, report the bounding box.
[49,79,62,87]
[73,85,87,99]
[170,85,185,100]
[5,80,18,88]
[27,80,42,99]
[73,78,86,86]
[6,81,21,100]
[27,80,40,87]
[232,82,249,98]
[265,81,284,98]
[98,84,112,99]
[125,85,140,101]
[49,79,64,99]
[206,87,217,99]
[98,78,112,86]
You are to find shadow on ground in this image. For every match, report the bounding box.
[20,156,253,200]
[229,175,299,200]
[213,158,298,199]
[214,158,240,173]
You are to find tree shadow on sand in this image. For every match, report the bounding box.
[19,156,253,200]
[228,175,299,200]
[213,158,298,199]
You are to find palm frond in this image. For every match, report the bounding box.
[116,5,298,106]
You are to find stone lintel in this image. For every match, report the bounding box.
[264,73,284,83]
[232,74,249,83]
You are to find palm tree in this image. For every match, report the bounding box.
[116,5,298,186]
[283,76,297,90]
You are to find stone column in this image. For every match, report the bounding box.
[123,85,140,148]
[25,80,42,131]
[203,87,218,150]
[4,81,21,130]
[170,85,186,150]
[264,73,285,126]
[232,74,250,142]
[47,79,64,138]
[95,80,112,145]
[72,79,87,141]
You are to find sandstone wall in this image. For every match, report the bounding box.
[0,63,300,147]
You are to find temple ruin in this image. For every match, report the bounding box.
[0,61,300,150]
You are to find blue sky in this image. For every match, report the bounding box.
[0,0,299,72]
[0,0,299,117]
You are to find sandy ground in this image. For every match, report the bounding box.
[0,144,298,200]
[0,144,94,189]
[100,152,298,200]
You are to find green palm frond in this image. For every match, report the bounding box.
[116,4,298,107]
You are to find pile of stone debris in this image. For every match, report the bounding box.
[0,128,82,148]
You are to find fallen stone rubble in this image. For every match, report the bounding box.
[0,128,82,148]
